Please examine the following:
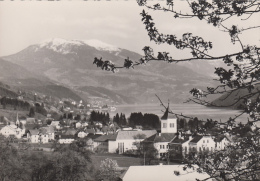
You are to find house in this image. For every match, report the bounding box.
[215,135,230,150]
[39,126,55,143]
[143,133,176,158]
[189,135,215,153]
[92,130,157,154]
[120,164,212,181]
[51,121,61,129]
[27,129,39,143]
[0,125,24,138]
[93,133,118,152]
[85,133,103,151]
[59,135,75,144]
[26,118,36,124]
[78,130,88,138]
[76,122,82,129]
[168,135,193,159]
[109,130,157,154]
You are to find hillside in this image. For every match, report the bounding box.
[211,85,260,109]
[2,38,219,104]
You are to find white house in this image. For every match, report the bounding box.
[76,122,82,129]
[215,135,230,150]
[59,135,75,144]
[189,135,215,153]
[168,135,193,158]
[28,126,55,144]
[143,133,176,158]
[120,165,212,181]
[0,125,24,138]
[93,130,157,154]
[39,126,55,142]
[109,130,157,154]
[28,130,39,143]
[78,131,88,138]
[51,121,61,129]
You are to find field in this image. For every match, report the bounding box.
[91,153,141,168]
[91,153,177,168]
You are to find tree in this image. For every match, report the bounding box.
[0,138,26,181]
[29,107,35,117]
[94,0,260,180]
[113,113,120,125]
[128,112,144,128]
[96,158,120,181]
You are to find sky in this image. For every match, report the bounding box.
[0,1,259,58]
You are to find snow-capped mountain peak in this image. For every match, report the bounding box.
[40,38,84,47]
[37,38,120,54]
[84,39,120,52]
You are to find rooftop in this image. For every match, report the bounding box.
[117,130,157,140]
[121,165,212,181]
[143,133,176,143]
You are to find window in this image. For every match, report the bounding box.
[203,140,205,143]
[207,140,209,143]
[167,145,169,149]
[163,123,167,128]
[170,123,174,128]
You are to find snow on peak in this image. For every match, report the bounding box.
[84,39,120,52]
[38,38,84,54]
[37,38,120,54]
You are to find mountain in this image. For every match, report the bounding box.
[211,85,260,109]
[2,38,218,104]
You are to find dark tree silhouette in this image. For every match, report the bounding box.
[94,0,260,180]
[29,107,35,117]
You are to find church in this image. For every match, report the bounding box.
[142,106,177,158]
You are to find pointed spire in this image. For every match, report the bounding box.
[161,101,169,120]
[16,112,20,127]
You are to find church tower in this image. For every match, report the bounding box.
[161,106,177,133]
[16,112,20,128]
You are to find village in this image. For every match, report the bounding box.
[0,91,259,181]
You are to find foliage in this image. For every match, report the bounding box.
[0,137,95,181]
[0,139,26,181]
[0,96,30,110]
[128,112,160,129]
[113,113,126,126]
[90,111,110,125]
[94,0,260,180]
[29,107,35,117]
[96,158,120,181]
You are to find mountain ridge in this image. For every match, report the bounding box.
[1,38,219,104]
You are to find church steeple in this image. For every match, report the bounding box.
[161,102,169,120]
[161,107,169,120]
[160,103,177,134]
[16,112,20,127]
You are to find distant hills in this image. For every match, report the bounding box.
[211,85,260,109]
[1,38,222,104]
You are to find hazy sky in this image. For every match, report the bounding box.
[0,1,259,58]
